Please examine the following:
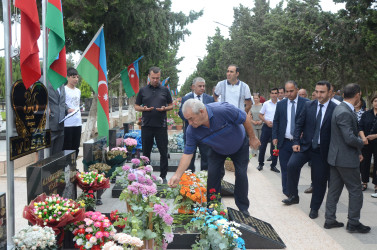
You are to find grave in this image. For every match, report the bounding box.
[0,193,6,250]
[26,150,77,204]
[221,180,235,196]
[109,127,124,150]
[227,207,286,249]
[83,136,107,169]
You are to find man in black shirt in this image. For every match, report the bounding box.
[135,66,173,182]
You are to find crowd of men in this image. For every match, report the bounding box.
[135,65,372,233]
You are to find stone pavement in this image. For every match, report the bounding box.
[1,144,377,249]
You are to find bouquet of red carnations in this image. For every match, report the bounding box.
[76,171,110,192]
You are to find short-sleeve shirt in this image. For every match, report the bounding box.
[135,84,173,127]
[184,102,247,155]
[259,99,277,122]
[64,86,82,127]
[214,80,252,109]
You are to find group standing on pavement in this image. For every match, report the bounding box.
[131,63,373,234]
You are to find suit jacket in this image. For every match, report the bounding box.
[327,102,364,168]
[178,92,214,135]
[293,100,336,161]
[272,96,309,148]
[48,82,68,132]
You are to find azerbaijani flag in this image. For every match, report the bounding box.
[120,56,143,97]
[15,0,41,89]
[161,77,170,86]
[76,26,109,141]
[46,0,67,89]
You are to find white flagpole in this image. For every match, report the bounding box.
[2,0,15,248]
[42,0,50,157]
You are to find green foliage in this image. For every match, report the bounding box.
[188,0,377,97]
[78,79,92,99]
[0,57,22,98]
[62,0,202,91]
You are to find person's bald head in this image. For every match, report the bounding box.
[298,89,308,98]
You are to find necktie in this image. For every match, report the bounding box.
[290,100,295,136]
[312,104,323,149]
[197,95,201,101]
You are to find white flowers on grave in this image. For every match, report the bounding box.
[13,225,56,249]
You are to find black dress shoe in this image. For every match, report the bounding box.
[304,185,313,193]
[282,195,299,205]
[257,165,263,171]
[267,156,272,161]
[346,222,371,233]
[270,166,280,173]
[324,221,344,229]
[241,210,250,216]
[309,209,318,219]
[96,199,103,205]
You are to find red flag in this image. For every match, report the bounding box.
[15,0,41,89]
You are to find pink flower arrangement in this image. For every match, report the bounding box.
[127,182,157,196]
[102,233,144,249]
[124,138,137,151]
[111,147,127,152]
[69,211,117,249]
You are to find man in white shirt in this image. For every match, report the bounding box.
[278,87,285,101]
[213,64,253,113]
[257,88,279,172]
[330,85,341,105]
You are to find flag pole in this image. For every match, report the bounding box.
[2,0,15,247]
[42,0,50,158]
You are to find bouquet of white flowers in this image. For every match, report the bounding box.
[13,225,56,249]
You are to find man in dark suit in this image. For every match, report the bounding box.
[48,81,69,156]
[272,80,308,196]
[283,81,336,220]
[324,83,370,233]
[179,77,214,171]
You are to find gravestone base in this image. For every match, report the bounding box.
[150,160,180,172]
[227,207,286,249]
[221,180,235,196]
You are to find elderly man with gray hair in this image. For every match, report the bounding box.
[169,99,261,215]
[179,77,214,172]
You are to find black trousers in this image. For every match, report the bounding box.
[141,126,168,178]
[360,142,377,185]
[63,126,82,158]
[287,147,329,210]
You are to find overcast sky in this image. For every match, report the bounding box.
[171,0,346,88]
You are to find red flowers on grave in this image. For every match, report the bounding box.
[209,188,216,194]
[273,145,279,156]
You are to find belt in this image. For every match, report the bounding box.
[284,138,294,141]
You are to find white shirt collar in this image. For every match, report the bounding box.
[343,100,354,111]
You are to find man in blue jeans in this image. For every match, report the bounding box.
[168,99,261,215]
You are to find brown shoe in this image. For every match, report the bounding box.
[304,186,313,193]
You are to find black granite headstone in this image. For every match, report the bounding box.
[26,150,77,204]
[109,128,124,150]
[0,193,6,250]
[83,136,107,169]
[227,207,286,249]
[221,180,235,197]
[167,226,199,249]
[150,159,180,172]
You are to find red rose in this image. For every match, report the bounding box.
[220,211,226,215]
[210,195,216,200]
[78,228,85,235]
[85,234,92,240]
[209,188,216,193]
[88,190,94,193]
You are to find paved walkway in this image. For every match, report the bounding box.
[1,144,377,249]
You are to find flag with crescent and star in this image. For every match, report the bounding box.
[120,56,144,97]
[76,25,109,141]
